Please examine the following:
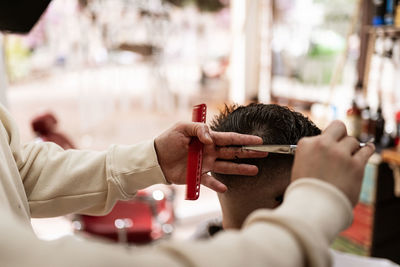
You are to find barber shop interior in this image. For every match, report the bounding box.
[3,0,400,266]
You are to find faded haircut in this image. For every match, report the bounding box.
[210,103,321,191]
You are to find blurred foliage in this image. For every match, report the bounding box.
[163,0,227,12]
[4,36,32,82]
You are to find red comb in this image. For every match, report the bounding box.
[186,104,207,200]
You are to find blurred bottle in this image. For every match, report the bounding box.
[396,1,400,26]
[369,108,377,141]
[372,0,386,26]
[396,111,400,149]
[361,106,373,142]
[385,0,395,25]
[374,106,385,145]
[346,100,362,139]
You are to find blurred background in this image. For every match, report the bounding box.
[1,0,362,148]
[1,0,364,145]
[2,0,400,264]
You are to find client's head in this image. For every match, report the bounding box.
[210,103,321,229]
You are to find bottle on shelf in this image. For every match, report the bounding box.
[396,111,400,149]
[385,0,395,25]
[361,106,374,142]
[372,0,386,26]
[369,108,378,141]
[346,100,362,139]
[396,1,400,27]
[375,106,385,145]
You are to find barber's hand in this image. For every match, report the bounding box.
[154,122,267,193]
[291,120,375,206]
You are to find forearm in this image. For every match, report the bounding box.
[0,178,352,266]
[18,140,166,217]
[242,178,353,267]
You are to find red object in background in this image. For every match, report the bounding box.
[340,203,373,248]
[31,112,75,149]
[75,189,175,244]
[186,104,207,200]
[395,111,400,146]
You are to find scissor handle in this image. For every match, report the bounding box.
[186,104,207,200]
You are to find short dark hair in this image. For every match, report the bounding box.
[210,103,321,191]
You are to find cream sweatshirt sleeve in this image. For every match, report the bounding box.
[0,104,166,218]
[18,141,167,217]
[0,178,353,267]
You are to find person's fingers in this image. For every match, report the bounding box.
[212,161,259,176]
[182,123,213,144]
[211,131,263,146]
[216,146,268,159]
[201,174,227,193]
[340,136,361,155]
[197,124,213,144]
[322,120,347,141]
[353,143,375,165]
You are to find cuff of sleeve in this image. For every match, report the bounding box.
[107,139,168,198]
[245,178,353,243]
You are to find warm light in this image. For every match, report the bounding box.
[162,224,174,234]
[152,190,165,201]
[72,220,82,231]
[114,218,133,229]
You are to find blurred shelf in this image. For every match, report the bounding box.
[381,149,400,165]
[270,94,316,110]
[367,26,400,36]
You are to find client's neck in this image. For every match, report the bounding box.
[218,195,257,230]
[221,212,244,229]
[218,193,278,230]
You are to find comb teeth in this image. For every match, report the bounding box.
[192,104,207,123]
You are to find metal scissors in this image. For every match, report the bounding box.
[242,145,298,155]
[242,141,372,155]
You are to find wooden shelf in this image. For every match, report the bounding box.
[368,26,400,36]
[270,94,316,110]
[382,149,400,166]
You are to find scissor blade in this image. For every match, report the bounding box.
[242,145,297,154]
